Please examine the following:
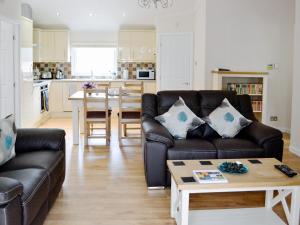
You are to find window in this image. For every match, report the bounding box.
[71,47,117,77]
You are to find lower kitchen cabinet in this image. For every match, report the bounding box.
[49,80,157,115]
[21,81,50,128]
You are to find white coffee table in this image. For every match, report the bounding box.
[167,158,300,225]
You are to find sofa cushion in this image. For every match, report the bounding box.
[204,98,252,138]
[0,114,17,166]
[0,169,50,225]
[156,97,204,139]
[157,91,201,116]
[0,151,64,191]
[212,138,265,159]
[168,139,217,160]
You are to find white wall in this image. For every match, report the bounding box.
[193,1,206,90]
[70,31,118,46]
[0,0,21,21]
[155,10,201,90]
[290,0,300,155]
[196,0,294,131]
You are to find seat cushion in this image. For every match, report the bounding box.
[212,138,265,159]
[87,110,112,119]
[1,151,64,190]
[118,111,141,119]
[0,169,50,225]
[168,139,217,160]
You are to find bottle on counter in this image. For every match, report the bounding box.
[122,69,129,80]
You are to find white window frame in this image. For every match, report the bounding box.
[71,43,117,78]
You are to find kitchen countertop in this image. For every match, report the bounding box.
[32,80,52,87]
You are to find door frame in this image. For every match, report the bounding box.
[0,14,21,125]
[156,32,194,91]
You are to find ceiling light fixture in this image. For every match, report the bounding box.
[89,12,94,17]
[56,12,60,16]
[138,0,173,9]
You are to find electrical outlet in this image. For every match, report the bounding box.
[270,116,278,122]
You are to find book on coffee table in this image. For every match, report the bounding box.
[193,170,228,184]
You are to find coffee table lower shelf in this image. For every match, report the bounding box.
[187,208,285,225]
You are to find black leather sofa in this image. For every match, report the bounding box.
[0,129,66,225]
[142,91,283,188]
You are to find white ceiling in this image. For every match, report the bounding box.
[21,0,197,31]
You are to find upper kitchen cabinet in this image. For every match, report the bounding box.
[118,30,156,62]
[33,29,70,62]
[21,17,33,48]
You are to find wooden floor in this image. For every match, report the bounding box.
[39,117,299,225]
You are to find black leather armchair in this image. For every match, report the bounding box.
[0,129,66,225]
[142,91,284,188]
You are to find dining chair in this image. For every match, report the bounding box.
[118,81,144,145]
[83,87,111,146]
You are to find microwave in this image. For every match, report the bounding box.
[136,69,155,80]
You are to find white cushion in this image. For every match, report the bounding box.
[204,98,252,138]
[155,97,205,139]
[0,115,17,166]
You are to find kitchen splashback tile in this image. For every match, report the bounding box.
[117,62,155,79]
[34,62,72,78]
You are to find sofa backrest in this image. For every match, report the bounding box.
[157,91,201,116]
[198,91,239,117]
[142,90,256,120]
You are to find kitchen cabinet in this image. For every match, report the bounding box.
[21,82,50,128]
[62,82,82,112]
[49,82,64,113]
[144,81,157,94]
[33,29,70,62]
[118,30,156,62]
[21,17,33,48]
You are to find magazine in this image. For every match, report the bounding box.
[193,170,228,184]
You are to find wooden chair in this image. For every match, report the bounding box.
[83,87,111,146]
[118,82,144,145]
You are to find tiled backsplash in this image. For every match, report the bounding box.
[33,62,72,78]
[117,62,155,79]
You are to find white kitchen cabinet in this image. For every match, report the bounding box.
[62,82,82,112]
[49,82,64,113]
[21,17,33,48]
[33,29,70,62]
[21,82,50,128]
[118,30,156,62]
[144,81,157,94]
[33,28,41,62]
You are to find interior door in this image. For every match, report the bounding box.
[0,20,15,118]
[158,33,193,90]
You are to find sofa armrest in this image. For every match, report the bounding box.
[0,177,23,206]
[15,129,66,154]
[142,118,174,148]
[242,122,283,146]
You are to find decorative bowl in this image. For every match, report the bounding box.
[218,161,248,174]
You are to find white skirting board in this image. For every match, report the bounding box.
[290,145,300,157]
[188,208,285,225]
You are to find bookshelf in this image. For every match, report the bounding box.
[212,71,269,123]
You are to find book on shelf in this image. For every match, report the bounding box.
[227,83,263,95]
[193,170,228,184]
[252,101,263,112]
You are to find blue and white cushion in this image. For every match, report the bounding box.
[0,115,17,166]
[155,97,205,139]
[204,98,252,138]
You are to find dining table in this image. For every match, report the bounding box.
[69,90,119,145]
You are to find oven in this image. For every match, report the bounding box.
[40,84,49,112]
